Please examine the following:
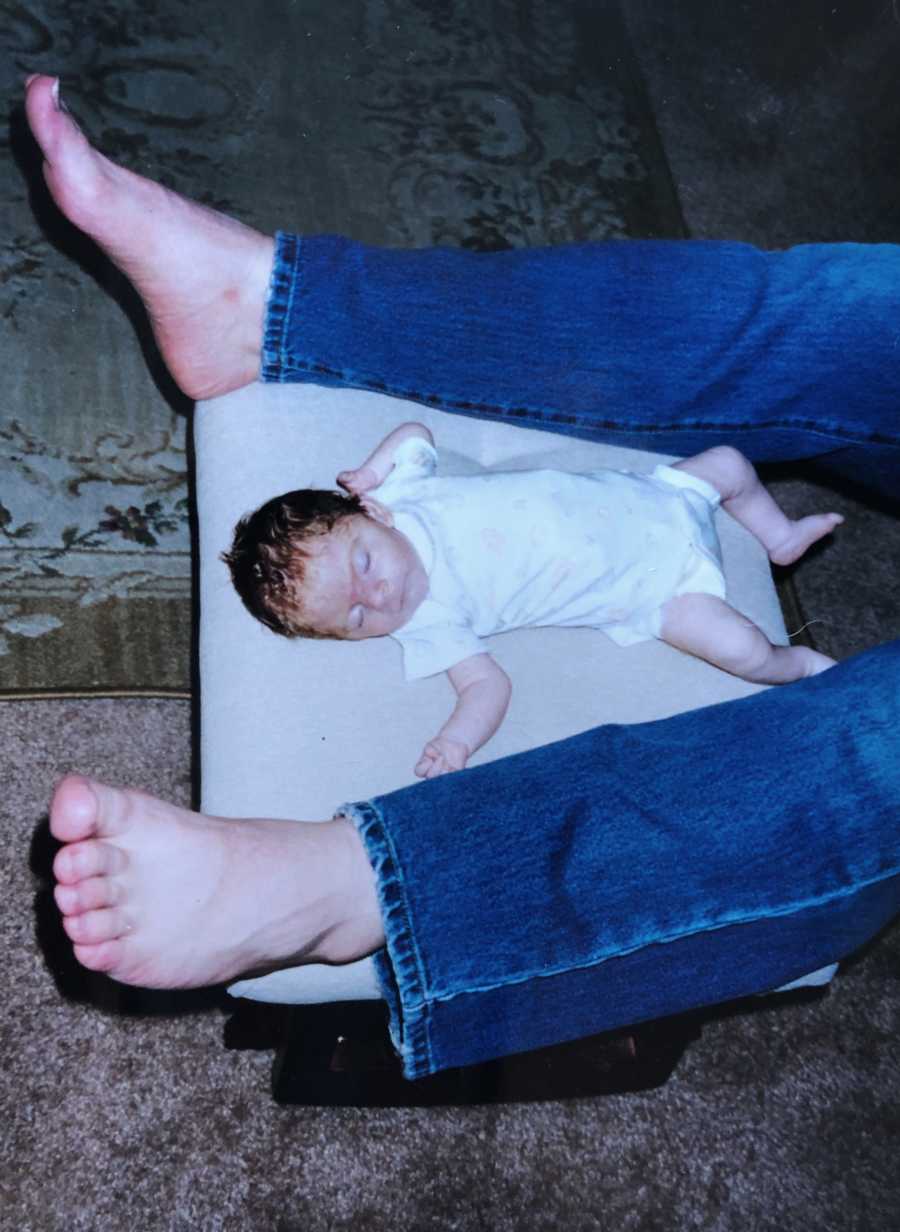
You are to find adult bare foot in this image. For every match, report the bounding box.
[50,775,383,989]
[24,74,274,401]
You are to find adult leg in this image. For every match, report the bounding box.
[25,77,900,496]
[51,642,900,1077]
[24,74,273,400]
[345,640,900,1077]
[264,233,900,497]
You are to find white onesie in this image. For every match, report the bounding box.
[374,438,726,680]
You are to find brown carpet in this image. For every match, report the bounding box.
[7,696,899,1230]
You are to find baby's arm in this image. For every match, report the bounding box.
[415,653,512,779]
[338,422,434,495]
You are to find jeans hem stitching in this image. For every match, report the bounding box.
[410,860,900,1011]
[263,355,900,448]
[341,800,434,1075]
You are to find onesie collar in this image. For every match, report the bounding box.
[391,507,436,577]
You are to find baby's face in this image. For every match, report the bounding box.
[301,513,428,639]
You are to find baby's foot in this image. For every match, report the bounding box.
[768,513,844,566]
[790,646,837,677]
[24,75,274,401]
[50,775,382,989]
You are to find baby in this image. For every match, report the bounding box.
[224,423,841,778]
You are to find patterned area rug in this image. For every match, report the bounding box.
[1,0,683,695]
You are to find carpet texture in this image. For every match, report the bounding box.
[6,697,899,1229]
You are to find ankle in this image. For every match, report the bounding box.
[315,816,383,962]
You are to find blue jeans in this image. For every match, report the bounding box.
[346,647,900,1078]
[263,233,900,501]
[262,233,900,1078]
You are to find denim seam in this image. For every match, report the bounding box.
[262,354,900,448]
[412,859,900,1010]
[261,231,301,383]
[340,800,435,1075]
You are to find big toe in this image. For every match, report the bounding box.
[25,75,106,219]
[50,773,133,844]
[25,76,74,162]
[50,774,101,842]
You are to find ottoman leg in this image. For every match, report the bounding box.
[269,1002,702,1107]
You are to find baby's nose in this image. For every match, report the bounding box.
[364,575,390,608]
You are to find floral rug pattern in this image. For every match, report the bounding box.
[1,0,680,693]
[0,419,188,657]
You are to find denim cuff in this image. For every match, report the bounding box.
[261,231,302,383]
[340,799,434,1079]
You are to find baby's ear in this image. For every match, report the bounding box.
[359,496,394,526]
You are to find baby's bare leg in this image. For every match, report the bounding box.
[674,446,843,565]
[50,775,383,989]
[660,593,835,683]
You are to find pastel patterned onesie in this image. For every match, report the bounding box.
[375,438,726,680]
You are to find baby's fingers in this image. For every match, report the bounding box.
[425,756,457,779]
[414,748,438,778]
[415,743,459,779]
[337,464,379,494]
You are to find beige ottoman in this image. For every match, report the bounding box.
[195,382,791,1014]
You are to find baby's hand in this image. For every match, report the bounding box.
[336,464,380,495]
[415,737,469,779]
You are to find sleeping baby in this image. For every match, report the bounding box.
[223,422,841,778]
